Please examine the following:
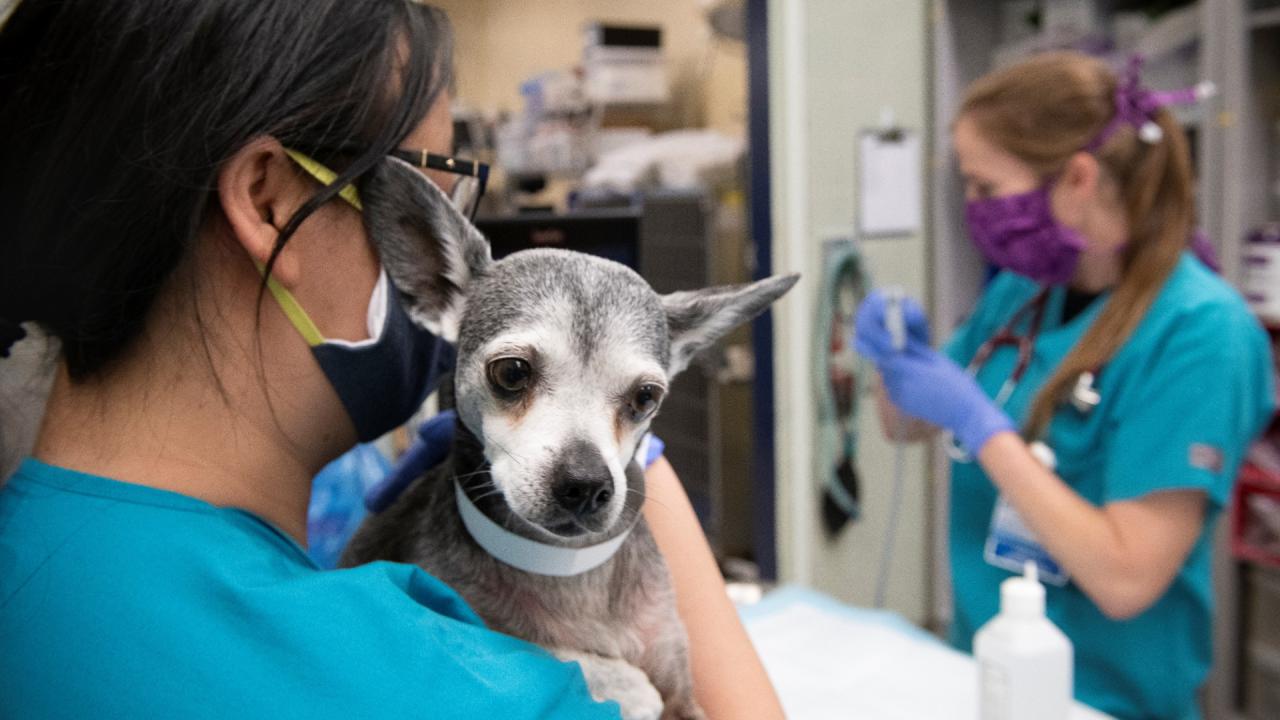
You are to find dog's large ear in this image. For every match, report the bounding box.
[661,273,799,377]
[361,156,492,341]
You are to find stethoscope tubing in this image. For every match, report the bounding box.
[948,287,1101,463]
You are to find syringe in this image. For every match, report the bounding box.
[874,286,908,609]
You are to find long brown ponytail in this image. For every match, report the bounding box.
[959,52,1196,441]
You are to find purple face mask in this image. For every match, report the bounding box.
[963,55,1216,286]
[964,182,1087,285]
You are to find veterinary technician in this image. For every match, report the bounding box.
[856,52,1275,720]
[0,2,779,718]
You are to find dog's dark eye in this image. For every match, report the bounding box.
[488,357,532,395]
[629,383,664,421]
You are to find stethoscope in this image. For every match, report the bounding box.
[946,287,1103,464]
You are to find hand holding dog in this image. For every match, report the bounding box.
[854,290,1013,455]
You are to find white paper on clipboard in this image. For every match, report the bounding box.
[857,130,922,237]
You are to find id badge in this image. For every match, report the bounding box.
[983,495,1070,586]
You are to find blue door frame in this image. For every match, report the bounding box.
[746,0,778,581]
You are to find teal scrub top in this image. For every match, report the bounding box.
[943,254,1276,720]
[0,458,620,719]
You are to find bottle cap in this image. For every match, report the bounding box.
[1000,560,1046,618]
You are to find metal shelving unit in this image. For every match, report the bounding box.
[1214,4,1280,716]
[1252,5,1280,29]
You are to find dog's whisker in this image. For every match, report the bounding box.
[487,437,532,471]
[452,473,503,498]
[458,461,490,474]
[623,487,654,502]
[453,480,494,495]
[499,509,522,534]
[464,481,498,495]
[450,459,495,485]
[494,450,530,472]
[568,517,594,535]
[452,468,492,483]
[468,487,507,503]
[625,488,669,513]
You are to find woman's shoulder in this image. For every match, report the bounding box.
[0,462,615,719]
[1110,253,1273,403]
[233,562,614,718]
[1142,253,1266,341]
[2,461,483,641]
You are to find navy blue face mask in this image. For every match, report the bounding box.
[262,150,454,442]
[310,272,453,442]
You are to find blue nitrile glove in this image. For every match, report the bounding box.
[638,434,665,468]
[364,408,668,512]
[364,409,458,512]
[853,290,1014,455]
[307,443,392,568]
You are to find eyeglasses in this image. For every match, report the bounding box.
[389,148,489,221]
[315,144,490,221]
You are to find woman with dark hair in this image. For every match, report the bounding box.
[0,2,782,717]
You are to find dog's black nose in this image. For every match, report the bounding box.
[551,440,614,518]
[553,477,612,517]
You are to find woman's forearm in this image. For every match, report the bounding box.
[642,456,785,719]
[976,432,1204,620]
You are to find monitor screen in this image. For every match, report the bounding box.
[474,209,640,270]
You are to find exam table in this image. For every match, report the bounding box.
[739,586,1113,720]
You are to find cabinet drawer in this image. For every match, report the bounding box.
[1246,565,1280,650]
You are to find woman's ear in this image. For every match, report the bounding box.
[216,136,309,287]
[1052,151,1101,228]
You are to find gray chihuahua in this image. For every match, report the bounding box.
[340,157,797,720]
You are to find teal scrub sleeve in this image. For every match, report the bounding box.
[1103,303,1275,507]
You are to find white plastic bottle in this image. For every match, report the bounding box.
[974,561,1074,720]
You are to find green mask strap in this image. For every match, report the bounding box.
[254,261,324,347]
[283,149,363,210]
[254,150,363,346]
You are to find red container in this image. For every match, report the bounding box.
[1233,463,1280,568]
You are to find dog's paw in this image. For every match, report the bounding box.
[555,649,664,720]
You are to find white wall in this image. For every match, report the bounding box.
[769,0,934,623]
[432,0,748,135]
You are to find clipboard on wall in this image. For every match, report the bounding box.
[856,123,923,238]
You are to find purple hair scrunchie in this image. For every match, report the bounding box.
[1085,54,1215,152]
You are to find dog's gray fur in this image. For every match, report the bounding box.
[341,158,797,719]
